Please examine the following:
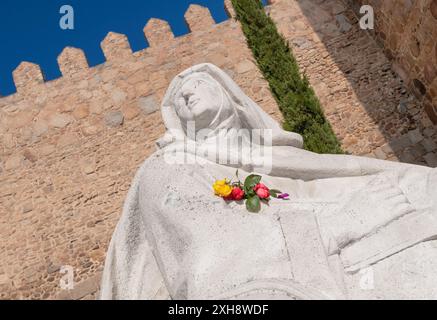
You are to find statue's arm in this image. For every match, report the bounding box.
[256,146,427,181]
[161,141,428,181]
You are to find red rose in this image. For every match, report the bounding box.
[231,187,245,201]
[223,193,234,201]
[254,183,270,199]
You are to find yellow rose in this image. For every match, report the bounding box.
[213,179,233,197]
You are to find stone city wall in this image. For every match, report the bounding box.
[346,0,437,123]
[0,1,280,299]
[266,0,437,166]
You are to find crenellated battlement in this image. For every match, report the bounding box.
[1,2,275,156]
[101,32,133,62]
[12,62,45,94]
[0,4,229,102]
[143,18,175,47]
[184,4,216,32]
[57,47,89,77]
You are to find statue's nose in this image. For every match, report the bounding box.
[182,90,195,106]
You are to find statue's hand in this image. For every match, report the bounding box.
[320,174,414,249]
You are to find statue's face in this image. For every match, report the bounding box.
[175,76,225,127]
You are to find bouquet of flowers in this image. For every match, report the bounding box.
[213,170,289,213]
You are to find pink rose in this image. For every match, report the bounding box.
[254,183,268,191]
[254,183,270,199]
[231,187,245,201]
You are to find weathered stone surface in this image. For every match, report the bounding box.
[435,44,437,63]
[47,264,61,275]
[391,135,412,152]
[6,110,35,130]
[144,18,174,47]
[381,143,395,155]
[89,101,104,115]
[39,144,55,156]
[49,114,73,129]
[2,133,15,149]
[57,133,79,147]
[431,0,437,20]
[111,89,127,106]
[23,149,37,163]
[57,47,89,77]
[291,37,313,49]
[413,79,427,96]
[372,147,385,159]
[424,64,437,84]
[0,274,11,286]
[424,152,437,167]
[407,128,424,144]
[22,201,33,214]
[33,121,49,137]
[184,4,215,32]
[392,62,409,83]
[122,105,139,120]
[410,38,420,57]
[224,0,236,18]
[5,154,23,170]
[72,104,90,120]
[397,100,408,113]
[236,60,255,74]
[101,32,132,61]
[12,62,45,94]
[400,149,416,163]
[82,125,102,136]
[82,162,96,175]
[68,276,100,300]
[422,138,437,153]
[138,95,159,115]
[335,14,352,33]
[425,101,437,123]
[104,111,124,127]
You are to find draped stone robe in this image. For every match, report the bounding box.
[100,64,437,300]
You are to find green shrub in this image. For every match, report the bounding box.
[231,0,343,154]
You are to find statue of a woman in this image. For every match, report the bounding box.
[100,63,437,300]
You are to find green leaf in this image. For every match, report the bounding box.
[270,191,278,198]
[246,196,261,213]
[243,185,256,197]
[244,174,262,191]
[269,189,281,198]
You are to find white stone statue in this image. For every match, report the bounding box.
[100,63,437,300]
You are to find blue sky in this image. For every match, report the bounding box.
[0,0,237,96]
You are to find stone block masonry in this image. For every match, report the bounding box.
[346,0,437,123]
[0,1,279,299]
[266,0,437,165]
